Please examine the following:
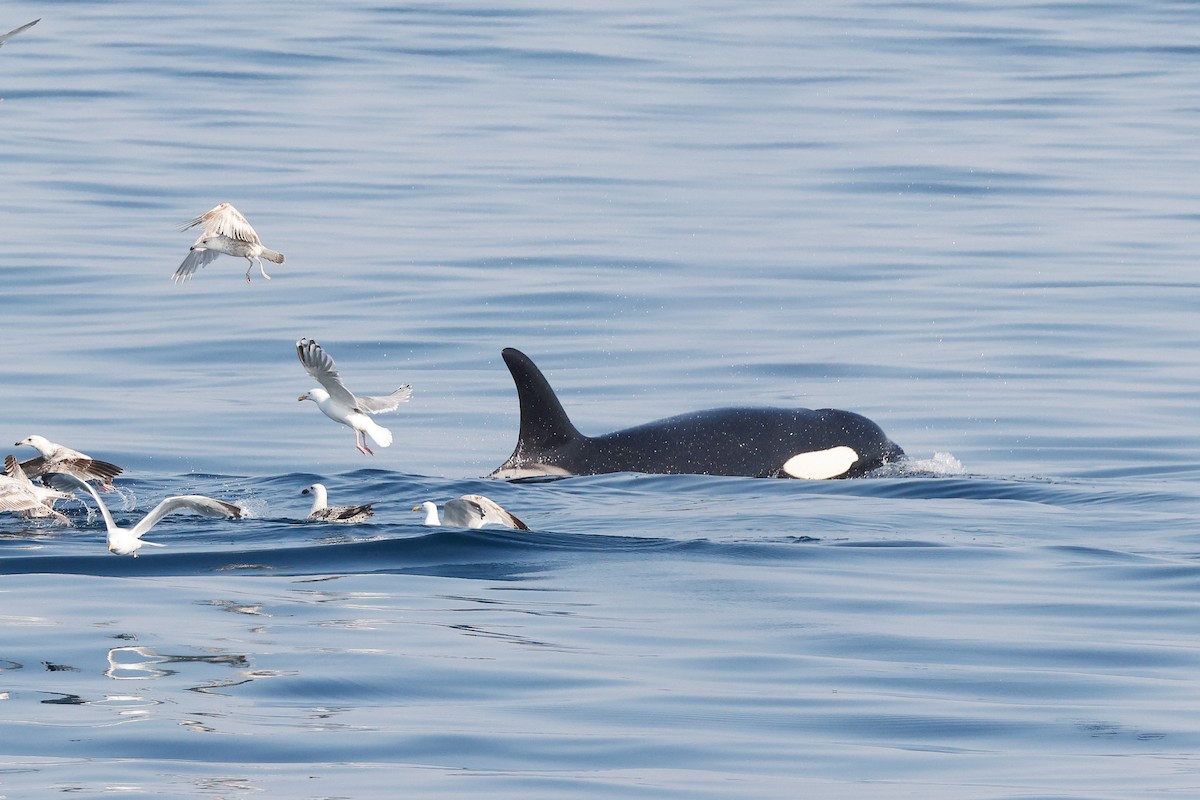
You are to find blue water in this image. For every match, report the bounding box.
[2,1,1199,796]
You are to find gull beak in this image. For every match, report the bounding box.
[411,505,421,513]
[297,394,308,402]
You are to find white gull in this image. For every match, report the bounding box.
[45,473,243,557]
[414,495,529,530]
[296,337,412,455]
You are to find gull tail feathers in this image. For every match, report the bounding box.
[261,248,285,264]
[363,419,393,449]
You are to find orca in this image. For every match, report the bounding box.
[488,348,904,480]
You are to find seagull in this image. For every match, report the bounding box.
[14,435,123,492]
[0,19,38,48]
[4,455,71,520]
[174,202,284,284]
[302,483,374,524]
[0,456,70,522]
[296,337,413,455]
[44,473,243,557]
[413,495,529,530]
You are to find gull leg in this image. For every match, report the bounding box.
[244,257,254,283]
[258,256,272,281]
[355,430,374,456]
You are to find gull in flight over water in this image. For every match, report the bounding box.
[14,434,123,492]
[414,495,529,530]
[45,473,243,557]
[297,338,413,455]
[0,19,38,48]
[0,455,71,522]
[302,483,374,523]
[295,335,412,453]
[174,202,284,284]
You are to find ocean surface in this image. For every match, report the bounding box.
[2,1,1199,796]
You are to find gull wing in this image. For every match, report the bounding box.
[173,246,222,283]
[131,495,243,538]
[0,19,38,47]
[4,455,27,482]
[312,504,374,523]
[296,338,359,408]
[441,495,529,530]
[15,455,48,477]
[460,494,530,530]
[357,385,413,415]
[0,476,41,512]
[181,202,259,243]
[19,455,122,485]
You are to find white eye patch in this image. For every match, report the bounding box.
[782,446,859,480]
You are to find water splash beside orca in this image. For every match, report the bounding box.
[489,348,904,480]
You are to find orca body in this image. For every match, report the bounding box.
[489,348,904,480]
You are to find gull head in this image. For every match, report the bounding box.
[413,501,440,525]
[189,236,214,252]
[299,388,330,404]
[15,434,50,452]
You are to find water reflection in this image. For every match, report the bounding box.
[106,646,248,681]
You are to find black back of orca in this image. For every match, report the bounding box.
[489,348,904,480]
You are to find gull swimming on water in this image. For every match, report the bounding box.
[14,434,123,492]
[0,455,70,522]
[0,19,38,48]
[45,473,243,557]
[296,337,413,455]
[302,483,374,523]
[174,202,285,284]
[414,495,529,530]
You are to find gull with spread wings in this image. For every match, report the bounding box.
[296,338,413,455]
[174,202,285,284]
[14,434,123,492]
[45,473,243,556]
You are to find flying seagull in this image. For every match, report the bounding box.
[413,495,529,530]
[175,202,284,283]
[14,434,123,492]
[296,337,412,455]
[45,473,243,557]
[0,19,38,48]
[301,483,374,523]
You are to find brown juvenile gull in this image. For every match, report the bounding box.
[44,473,243,557]
[296,337,413,455]
[0,455,70,522]
[302,483,374,524]
[413,495,529,530]
[14,434,123,492]
[174,202,284,284]
[0,19,38,48]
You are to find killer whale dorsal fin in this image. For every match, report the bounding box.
[501,348,583,451]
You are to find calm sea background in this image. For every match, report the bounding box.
[2,1,1199,797]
